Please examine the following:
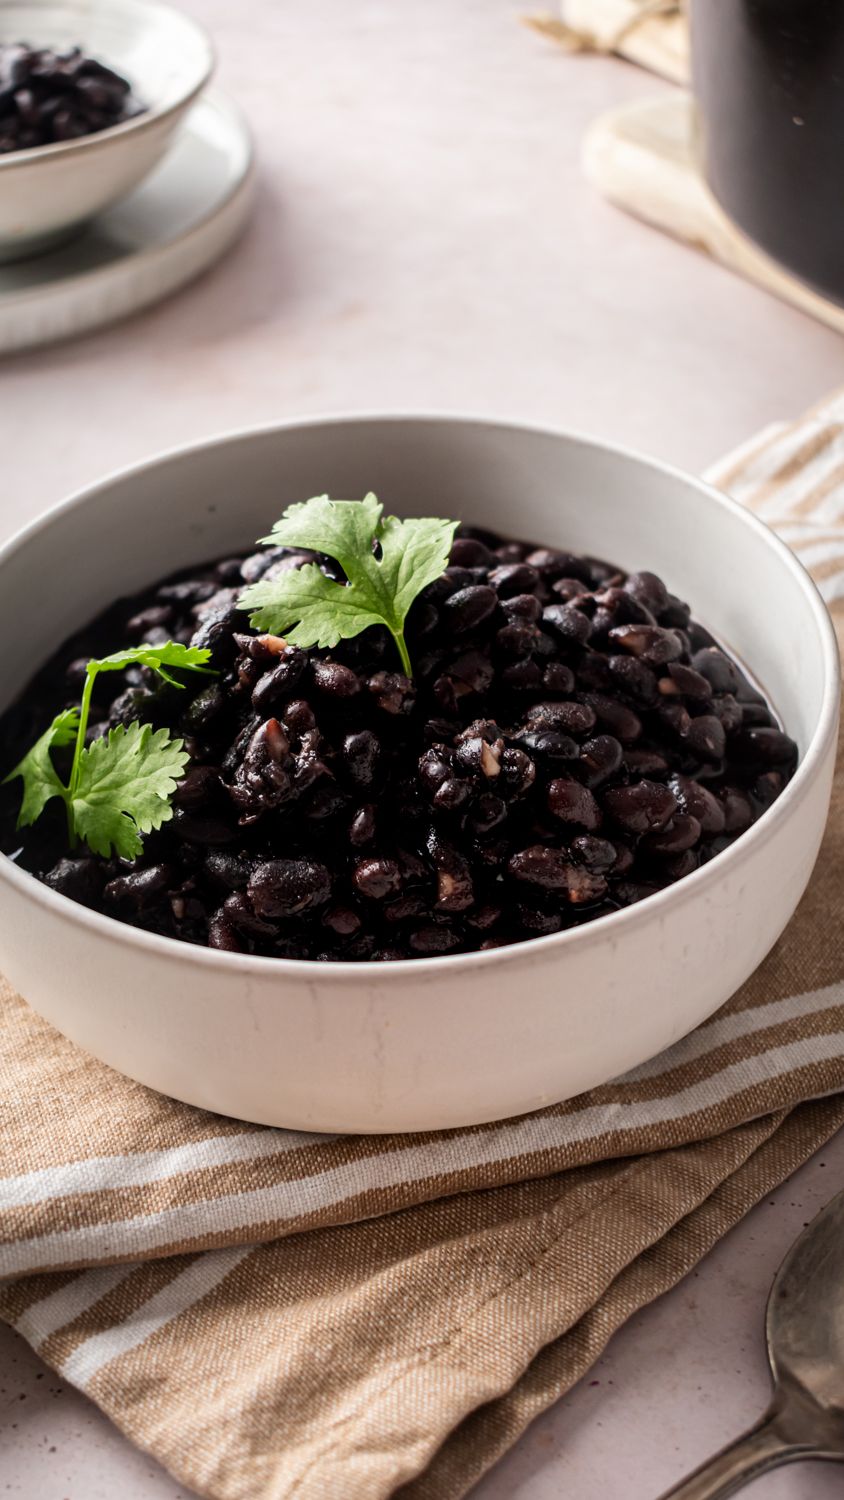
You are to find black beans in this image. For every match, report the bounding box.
[104,865,173,906]
[44,856,104,907]
[251,647,307,711]
[609,624,683,664]
[2,526,796,961]
[524,701,596,736]
[488,563,540,597]
[352,857,403,900]
[691,647,742,696]
[685,714,726,762]
[228,719,291,822]
[312,661,361,698]
[730,727,799,768]
[442,585,498,633]
[426,830,474,911]
[248,859,332,917]
[579,734,623,788]
[508,845,607,904]
[542,604,592,645]
[547,776,602,830]
[0,44,144,154]
[668,774,726,835]
[342,730,382,790]
[603,780,678,834]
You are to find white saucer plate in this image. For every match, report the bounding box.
[0,91,255,355]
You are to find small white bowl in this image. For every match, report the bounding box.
[0,0,214,260]
[0,417,838,1133]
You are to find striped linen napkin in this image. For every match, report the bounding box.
[2,390,844,1499]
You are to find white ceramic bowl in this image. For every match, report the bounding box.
[0,417,838,1133]
[0,0,214,260]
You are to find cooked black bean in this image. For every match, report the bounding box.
[1,522,796,960]
[752,770,786,811]
[349,803,377,846]
[570,835,617,872]
[720,786,753,833]
[603,780,678,834]
[174,765,221,809]
[208,911,245,952]
[182,683,226,733]
[547,776,602,830]
[623,570,669,615]
[367,670,415,714]
[489,563,540,597]
[443,585,498,633]
[691,647,742,696]
[624,749,669,777]
[686,714,727,762]
[322,904,362,937]
[454,734,503,779]
[44,856,104,907]
[433,776,472,812]
[643,815,702,856]
[342,729,382,790]
[173,810,239,846]
[579,734,623,788]
[251,647,307,711]
[514,727,578,762]
[204,851,253,891]
[248,859,332,917]
[667,773,726,835]
[541,602,593,647]
[104,865,173,906]
[607,654,658,705]
[352,857,403,901]
[190,593,240,663]
[499,746,536,797]
[659,662,712,700]
[542,662,576,693]
[312,661,361,699]
[449,537,494,568]
[609,624,683,664]
[581,693,642,743]
[711,694,744,733]
[524,701,596,736]
[501,593,542,623]
[730,727,798,768]
[509,844,607,904]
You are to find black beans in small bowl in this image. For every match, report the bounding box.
[0,526,798,963]
[0,43,145,153]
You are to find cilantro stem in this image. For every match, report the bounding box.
[390,630,413,679]
[66,665,98,842]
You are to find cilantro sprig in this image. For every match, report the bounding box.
[4,642,213,859]
[237,493,458,677]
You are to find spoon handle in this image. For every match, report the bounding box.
[656,1411,813,1500]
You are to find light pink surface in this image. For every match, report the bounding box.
[1,1,843,1495]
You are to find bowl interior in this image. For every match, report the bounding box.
[0,0,212,118]
[0,418,831,764]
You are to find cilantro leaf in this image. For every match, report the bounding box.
[70,723,189,859]
[3,708,80,828]
[238,493,458,676]
[89,642,213,689]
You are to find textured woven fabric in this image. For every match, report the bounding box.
[2,393,844,1498]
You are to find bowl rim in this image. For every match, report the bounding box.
[0,411,839,984]
[0,0,215,168]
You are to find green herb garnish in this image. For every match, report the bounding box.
[4,641,213,858]
[237,493,458,677]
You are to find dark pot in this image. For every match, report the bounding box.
[690,0,844,305]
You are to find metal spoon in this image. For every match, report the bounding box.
[658,1190,844,1498]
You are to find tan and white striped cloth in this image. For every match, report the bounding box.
[2,390,844,1499]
